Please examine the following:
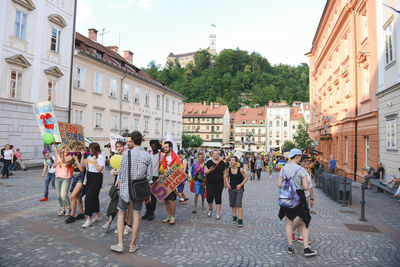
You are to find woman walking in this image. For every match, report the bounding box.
[65,150,86,224]
[249,156,256,181]
[204,150,226,220]
[55,145,73,216]
[192,153,206,213]
[81,143,105,228]
[255,155,263,181]
[224,156,248,227]
[1,144,13,179]
[268,154,274,179]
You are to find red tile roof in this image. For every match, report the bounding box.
[232,107,266,124]
[290,107,304,120]
[183,103,228,118]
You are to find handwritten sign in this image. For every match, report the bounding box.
[32,101,61,142]
[110,133,126,153]
[151,163,187,202]
[58,121,85,151]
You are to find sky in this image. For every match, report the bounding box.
[76,0,327,69]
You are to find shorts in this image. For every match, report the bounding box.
[177,180,185,193]
[70,173,85,193]
[165,191,177,201]
[228,188,244,208]
[117,197,143,212]
[194,180,205,195]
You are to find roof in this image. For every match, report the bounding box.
[183,103,228,118]
[232,107,266,125]
[75,32,185,100]
[229,112,236,123]
[290,107,304,121]
[168,51,197,58]
[268,100,289,107]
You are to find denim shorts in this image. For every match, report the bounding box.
[70,173,85,193]
[194,180,205,195]
[117,197,143,212]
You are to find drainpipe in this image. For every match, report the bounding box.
[119,74,127,134]
[68,0,78,123]
[352,8,359,182]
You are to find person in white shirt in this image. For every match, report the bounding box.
[40,149,56,201]
[2,144,13,179]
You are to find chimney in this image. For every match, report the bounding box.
[214,102,220,108]
[107,46,119,53]
[203,101,207,106]
[269,100,273,106]
[124,50,133,63]
[88,28,98,41]
[210,102,214,110]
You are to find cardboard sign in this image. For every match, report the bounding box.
[32,101,61,142]
[151,163,187,202]
[110,133,126,153]
[58,121,85,151]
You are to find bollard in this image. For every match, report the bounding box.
[342,176,348,206]
[359,182,367,221]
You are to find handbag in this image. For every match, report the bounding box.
[127,150,151,201]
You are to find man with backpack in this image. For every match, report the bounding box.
[278,148,317,257]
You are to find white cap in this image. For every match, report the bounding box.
[288,148,302,159]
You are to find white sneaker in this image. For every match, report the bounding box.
[216,214,221,220]
[124,225,132,235]
[92,215,102,223]
[207,210,212,217]
[102,222,111,230]
[82,218,93,228]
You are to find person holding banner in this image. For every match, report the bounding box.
[81,143,105,228]
[204,150,226,220]
[160,141,182,225]
[55,145,73,216]
[191,152,206,213]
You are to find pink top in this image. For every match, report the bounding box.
[15,152,22,160]
[55,164,72,179]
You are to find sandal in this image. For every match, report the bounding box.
[162,216,170,223]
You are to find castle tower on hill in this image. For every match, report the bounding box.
[167,34,217,68]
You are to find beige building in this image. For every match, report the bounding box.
[266,101,291,151]
[167,34,216,68]
[182,102,230,148]
[376,0,400,179]
[72,29,185,149]
[231,107,267,153]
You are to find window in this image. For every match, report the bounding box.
[122,83,129,100]
[258,129,261,134]
[217,126,220,131]
[276,121,280,127]
[145,91,150,106]
[345,137,349,163]
[109,78,117,97]
[362,13,368,40]
[74,108,83,125]
[365,136,370,168]
[47,80,56,102]
[144,119,149,133]
[111,113,118,129]
[206,135,209,140]
[14,10,27,40]
[183,126,186,131]
[165,98,169,112]
[269,141,272,145]
[386,117,397,149]
[75,65,85,89]
[134,87,140,104]
[269,121,272,127]
[211,135,214,140]
[94,72,102,93]
[345,80,350,95]
[252,129,255,134]
[155,121,160,134]
[284,121,288,127]
[122,116,128,130]
[178,102,181,114]
[276,131,280,138]
[292,125,295,130]
[206,126,209,130]
[172,100,176,113]
[384,21,394,65]
[50,27,61,53]
[269,130,272,137]
[156,94,161,109]
[312,108,316,123]
[276,140,280,146]
[9,70,22,98]
[284,131,288,138]
[133,118,139,131]
[94,112,103,128]
[363,66,369,99]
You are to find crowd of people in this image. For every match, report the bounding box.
[0,144,27,178]
[37,130,317,257]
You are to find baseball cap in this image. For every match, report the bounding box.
[288,148,302,159]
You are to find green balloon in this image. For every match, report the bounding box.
[42,133,55,145]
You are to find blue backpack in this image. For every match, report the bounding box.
[278,166,301,208]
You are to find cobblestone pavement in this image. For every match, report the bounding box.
[0,168,399,267]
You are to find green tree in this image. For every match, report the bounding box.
[182,134,203,148]
[282,140,296,152]
[293,118,314,149]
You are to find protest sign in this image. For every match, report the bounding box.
[58,121,85,151]
[151,163,187,202]
[110,133,126,152]
[32,101,61,142]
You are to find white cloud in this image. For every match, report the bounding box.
[136,0,158,10]
[76,1,93,24]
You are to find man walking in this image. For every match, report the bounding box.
[328,155,336,174]
[111,131,152,253]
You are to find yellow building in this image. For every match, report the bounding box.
[183,102,230,148]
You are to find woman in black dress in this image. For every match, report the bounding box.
[249,156,256,181]
[204,150,226,220]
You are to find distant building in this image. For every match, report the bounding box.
[266,101,291,152]
[182,102,230,148]
[167,34,216,68]
[231,107,266,153]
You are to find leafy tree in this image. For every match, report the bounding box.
[182,134,203,148]
[282,140,296,152]
[293,118,314,150]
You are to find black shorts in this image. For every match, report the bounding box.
[165,191,177,201]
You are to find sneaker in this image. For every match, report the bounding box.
[232,216,238,224]
[304,247,317,257]
[179,198,185,202]
[392,194,400,199]
[207,210,212,217]
[65,209,71,216]
[82,218,93,228]
[237,219,243,227]
[142,212,150,220]
[102,222,111,230]
[182,198,189,203]
[65,215,75,224]
[110,244,123,253]
[75,213,85,220]
[297,236,303,242]
[129,244,139,253]
[169,217,175,225]
[124,225,132,234]
[287,245,294,254]
[92,215,102,223]
[216,214,221,220]
[192,210,197,214]
[147,214,155,221]
[162,216,170,223]
[40,197,48,202]
[58,210,65,216]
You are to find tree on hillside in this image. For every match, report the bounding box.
[182,134,203,148]
[293,118,314,149]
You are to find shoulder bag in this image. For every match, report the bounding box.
[128,150,151,201]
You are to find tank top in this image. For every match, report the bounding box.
[229,167,244,189]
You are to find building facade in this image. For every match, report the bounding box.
[72,29,185,150]
[375,0,400,179]
[182,102,230,148]
[266,101,291,152]
[0,0,76,159]
[232,107,266,153]
[307,0,379,182]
